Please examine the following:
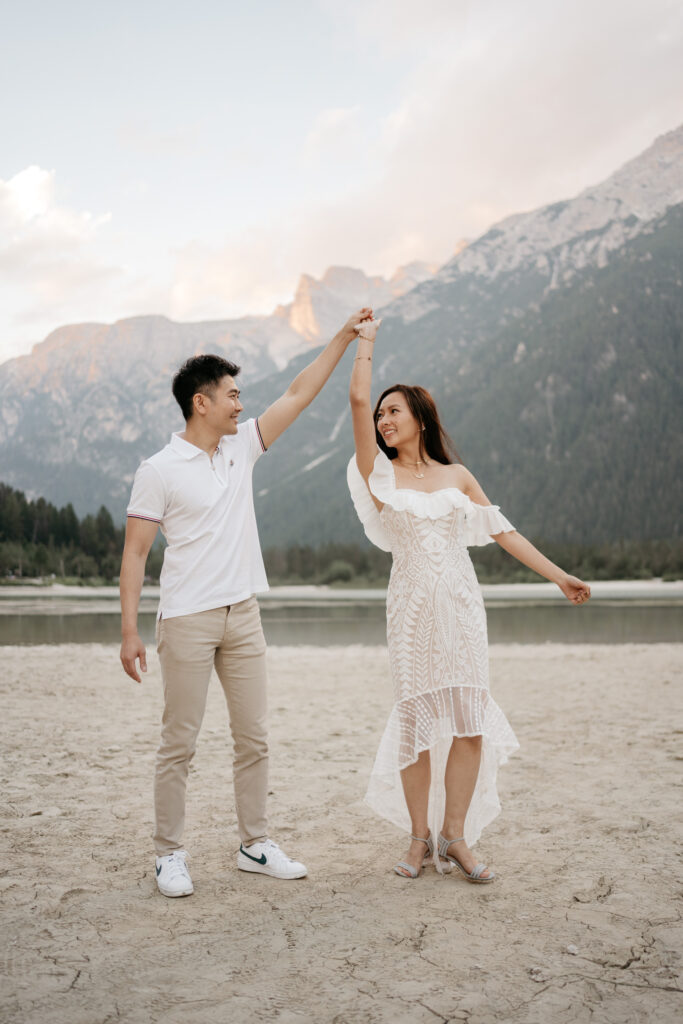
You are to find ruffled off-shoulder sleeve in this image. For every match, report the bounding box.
[347,450,516,549]
[346,454,392,551]
[462,503,516,547]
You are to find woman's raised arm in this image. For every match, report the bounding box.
[349,320,382,485]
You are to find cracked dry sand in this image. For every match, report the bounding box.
[1,642,681,1023]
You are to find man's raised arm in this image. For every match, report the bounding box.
[257,307,373,450]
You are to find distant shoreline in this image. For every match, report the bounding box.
[1,579,682,603]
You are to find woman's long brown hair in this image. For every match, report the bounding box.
[373,385,461,465]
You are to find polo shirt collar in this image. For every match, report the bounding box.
[170,432,214,460]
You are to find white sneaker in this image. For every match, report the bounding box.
[155,849,194,897]
[237,839,307,879]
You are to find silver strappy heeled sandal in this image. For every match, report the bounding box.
[393,833,434,878]
[437,833,495,883]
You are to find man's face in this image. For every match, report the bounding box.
[199,375,243,435]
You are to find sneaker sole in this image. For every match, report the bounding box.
[157,883,194,897]
[236,857,306,880]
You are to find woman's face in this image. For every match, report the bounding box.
[376,391,421,448]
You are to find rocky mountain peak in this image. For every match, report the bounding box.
[283,262,438,341]
[450,123,683,281]
[592,123,683,215]
[389,124,683,325]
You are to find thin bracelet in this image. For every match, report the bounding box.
[354,356,372,361]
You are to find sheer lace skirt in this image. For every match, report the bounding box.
[364,683,519,850]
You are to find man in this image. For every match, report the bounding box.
[120,307,372,897]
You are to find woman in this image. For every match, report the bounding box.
[347,319,591,881]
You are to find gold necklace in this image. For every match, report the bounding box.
[396,457,428,479]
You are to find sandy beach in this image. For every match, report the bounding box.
[1,642,681,1023]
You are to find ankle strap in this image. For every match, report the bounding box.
[439,833,464,849]
[410,834,430,846]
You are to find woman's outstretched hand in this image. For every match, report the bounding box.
[558,574,591,605]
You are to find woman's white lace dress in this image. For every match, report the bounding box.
[347,450,520,852]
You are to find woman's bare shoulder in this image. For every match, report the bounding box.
[448,463,493,505]
[448,462,473,490]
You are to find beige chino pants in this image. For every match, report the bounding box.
[154,597,268,855]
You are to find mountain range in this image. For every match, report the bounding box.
[1,125,682,548]
[0,261,436,516]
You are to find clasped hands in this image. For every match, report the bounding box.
[355,316,382,342]
[341,308,382,344]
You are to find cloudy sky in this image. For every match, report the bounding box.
[1,0,682,362]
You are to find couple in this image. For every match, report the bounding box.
[120,308,590,897]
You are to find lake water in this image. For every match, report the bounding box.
[0,597,681,645]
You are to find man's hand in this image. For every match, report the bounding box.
[120,632,148,683]
[340,307,374,345]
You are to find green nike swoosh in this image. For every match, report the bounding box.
[156,864,162,876]
[240,846,267,865]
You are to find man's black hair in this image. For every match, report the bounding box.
[172,354,241,421]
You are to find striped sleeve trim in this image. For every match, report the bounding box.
[127,513,162,524]
[255,418,268,453]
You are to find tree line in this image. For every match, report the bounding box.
[262,538,683,585]
[0,483,163,582]
[0,481,681,585]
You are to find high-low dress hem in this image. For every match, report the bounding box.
[364,683,519,850]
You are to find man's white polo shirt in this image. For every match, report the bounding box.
[127,418,269,619]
